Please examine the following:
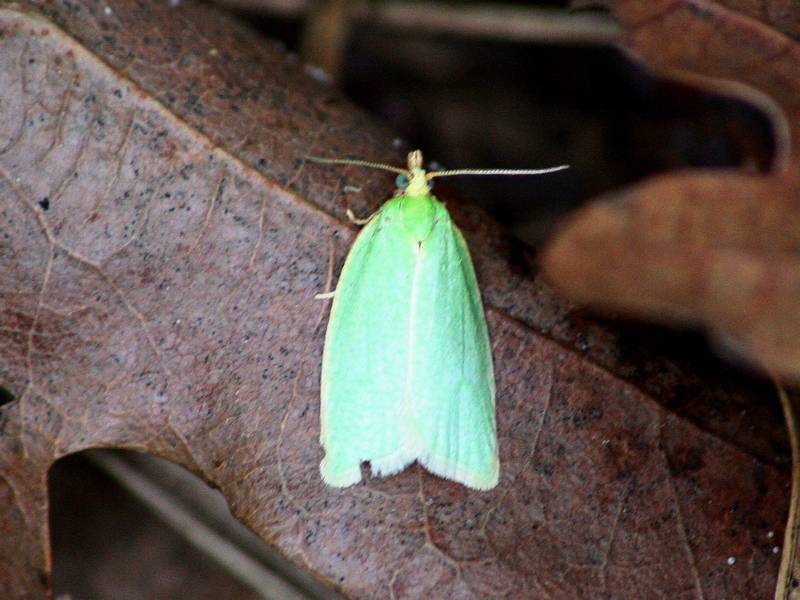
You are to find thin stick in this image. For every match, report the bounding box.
[775,382,800,600]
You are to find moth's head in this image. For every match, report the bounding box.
[304,149,568,200]
[398,167,433,197]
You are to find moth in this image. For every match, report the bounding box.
[311,150,567,489]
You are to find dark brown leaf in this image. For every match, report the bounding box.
[542,1,800,380]
[0,1,788,598]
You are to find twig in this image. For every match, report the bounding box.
[218,0,620,45]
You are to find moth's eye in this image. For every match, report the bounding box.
[395,173,409,189]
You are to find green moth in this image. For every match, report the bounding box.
[311,150,568,490]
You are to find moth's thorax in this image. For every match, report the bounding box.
[395,193,440,242]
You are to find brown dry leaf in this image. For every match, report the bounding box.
[541,1,800,381]
[0,1,789,598]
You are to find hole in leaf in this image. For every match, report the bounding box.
[0,387,15,407]
[49,450,341,600]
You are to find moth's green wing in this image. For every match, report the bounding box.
[405,202,498,490]
[320,194,498,490]
[320,198,417,486]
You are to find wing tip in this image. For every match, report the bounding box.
[320,458,362,488]
[320,450,417,487]
[418,453,500,491]
[320,451,499,490]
